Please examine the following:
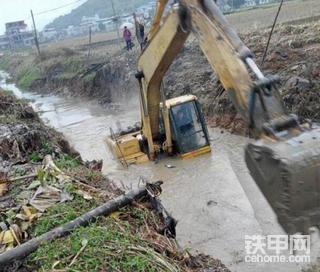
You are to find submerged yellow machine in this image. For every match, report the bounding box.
[107,0,320,234]
[107,93,210,164]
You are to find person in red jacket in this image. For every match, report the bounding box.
[123,26,133,51]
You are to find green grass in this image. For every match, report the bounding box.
[32,196,98,236]
[28,204,179,272]
[41,141,54,154]
[0,54,12,70]
[0,52,85,88]
[27,142,56,162]
[17,66,43,89]
[28,151,42,162]
[83,72,96,83]
[54,58,84,80]
[63,59,83,73]
[55,154,106,185]
[0,88,13,95]
[55,72,78,80]
[55,154,81,170]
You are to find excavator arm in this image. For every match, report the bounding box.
[136,0,320,234]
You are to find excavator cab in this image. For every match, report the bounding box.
[166,96,210,158]
[106,94,211,165]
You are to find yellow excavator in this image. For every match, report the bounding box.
[107,0,320,234]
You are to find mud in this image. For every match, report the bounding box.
[164,40,248,135]
[164,21,320,134]
[35,54,137,107]
[2,72,319,272]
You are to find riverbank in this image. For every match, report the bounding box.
[0,47,137,109]
[0,89,229,271]
[1,18,320,136]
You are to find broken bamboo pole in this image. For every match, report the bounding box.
[0,182,162,266]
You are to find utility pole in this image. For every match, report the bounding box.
[110,0,121,49]
[87,26,92,64]
[30,10,41,57]
[261,0,284,66]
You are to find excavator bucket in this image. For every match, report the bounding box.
[245,126,320,234]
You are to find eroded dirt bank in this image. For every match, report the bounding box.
[0,48,137,108]
[164,21,320,134]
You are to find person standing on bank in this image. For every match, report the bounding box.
[138,21,145,50]
[123,26,132,51]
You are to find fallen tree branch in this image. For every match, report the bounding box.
[0,174,38,184]
[71,178,101,192]
[0,181,162,266]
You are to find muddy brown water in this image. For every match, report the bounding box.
[1,71,318,271]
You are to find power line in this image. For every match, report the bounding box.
[33,0,85,16]
[20,0,85,27]
[4,0,84,34]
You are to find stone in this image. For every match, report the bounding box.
[285,76,311,92]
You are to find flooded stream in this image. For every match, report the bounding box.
[1,71,318,271]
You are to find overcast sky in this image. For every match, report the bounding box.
[0,0,87,35]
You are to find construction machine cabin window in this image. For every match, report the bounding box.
[170,101,209,154]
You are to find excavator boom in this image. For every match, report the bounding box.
[136,0,320,233]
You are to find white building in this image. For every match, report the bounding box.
[135,3,156,21]
[244,0,271,7]
[66,25,82,36]
[41,28,58,41]
[0,35,10,50]
[97,17,115,32]
[120,14,134,25]
[259,0,271,4]
[80,14,100,33]
[244,0,256,6]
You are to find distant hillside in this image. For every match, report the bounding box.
[46,0,150,30]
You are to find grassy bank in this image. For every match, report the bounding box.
[0,50,85,90]
[0,41,137,108]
